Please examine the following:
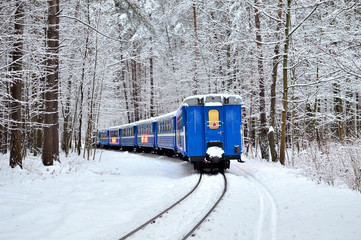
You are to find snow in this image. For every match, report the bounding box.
[206,146,224,158]
[268,126,274,133]
[1,151,361,240]
[204,102,223,107]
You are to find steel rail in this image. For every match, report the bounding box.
[181,172,227,240]
[119,173,203,240]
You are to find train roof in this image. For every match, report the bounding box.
[98,94,242,132]
[100,110,177,131]
[182,94,243,107]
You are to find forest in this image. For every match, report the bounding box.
[0,0,360,191]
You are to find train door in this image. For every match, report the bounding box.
[204,106,224,149]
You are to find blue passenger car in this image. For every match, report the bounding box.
[157,113,177,156]
[120,125,137,151]
[137,121,157,152]
[176,95,243,170]
[109,127,121,149]
[98,130,109,148]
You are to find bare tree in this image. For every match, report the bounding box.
[42,0,60,166]
[280,0,291,166]
[269,0,283,162]
[192,1,199,95]
[254,0,269,161]
[9,1,25,169]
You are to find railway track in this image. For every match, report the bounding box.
[234,165,278,240]
[118,172,227,240]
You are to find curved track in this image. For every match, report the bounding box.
[234,165,278,240]
[118,173,202,240]
[118,172,227,240]
[181,172,227,240]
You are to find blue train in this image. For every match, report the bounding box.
[96,94,243,170]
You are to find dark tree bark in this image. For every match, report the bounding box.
[61,76,71,156]
[52,0,60,161]
[192,1,199,95]
[280,0,292,166]
[150,47,155,118]
[356,92,361,137]
[77,66,84,156]
[149,14,155,118]
[9,1,25,169]
[254,0,269,160]
[333,82,344,142]
[0,104,8,154]
[269,0,283,162]
[42,0,60,166]
[132,54,140,122]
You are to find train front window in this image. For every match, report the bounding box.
[208,109,220,129]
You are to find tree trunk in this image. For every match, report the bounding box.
[356,92,360,137]
[61,1,79,156]
[254,0,269,160]
[86,31,99,160]
[0,104,8,154]
[77,67,84,156]
[280,0,291,166]
[42,0,60,166]
[333,82,344,142]
[149,14,155,118]
[192,1,198,95]
[269,0,283,162]
[9,1,24,169]
[52,0,60,162]
[131,50,140,122]
[150,46,155,118]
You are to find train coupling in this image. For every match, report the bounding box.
[203,159,211,164]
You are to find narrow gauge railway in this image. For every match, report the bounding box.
[232,165,278,240]
[96,94,243,171]
[118,172,227,240]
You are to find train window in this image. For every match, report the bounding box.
[177,114,182,131]
[208,109,220,129]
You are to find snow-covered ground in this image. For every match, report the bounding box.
[1,150,360,240]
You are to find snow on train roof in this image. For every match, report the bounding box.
[99,94,242,131]
[182,94,243,107]
[102,110,178,131]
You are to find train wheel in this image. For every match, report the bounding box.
[166,150,174,157]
